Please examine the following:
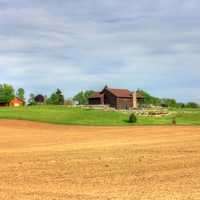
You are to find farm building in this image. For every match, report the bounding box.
[88,86,144,109]
[10,97,25,107]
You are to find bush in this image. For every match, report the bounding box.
[129,113,137,123]
[186,102,199,109]
[73,90,93,105]
[172,117,176,125]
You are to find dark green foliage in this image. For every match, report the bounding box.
[73,90,93,105]
[138,89,177,107]
[47,93,59,105]
[129,113,137,123]
[186,102,199,108]
[137,90,161,106]
[47,89,64,105]
[160,98,177,108]
[0,84,15,104]
[55,89,64,105]
[137,89,200,109]
[177,103,186,108]
[16,88,25,101]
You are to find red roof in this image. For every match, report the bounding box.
[10,97,25,104]
[106,88,132,98]
[89,87,144,98]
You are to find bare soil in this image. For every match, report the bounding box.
[0,120,200,200]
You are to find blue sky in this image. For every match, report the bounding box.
[0,0,200,102]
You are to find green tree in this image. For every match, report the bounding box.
[186,102,199,108]
[161,98,177,108]
[73,90,93,105]
[56,89,64,105]
[137,90,161,106]
[28,93,36,105]
[16,88,25,101]
[177,102,186,108]
[0,84,15,104]
[47,93,59,105]
[47,89,64,105]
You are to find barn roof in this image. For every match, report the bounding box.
[11,97,25,103]
[106,88,132,98]
[89,86,144,99]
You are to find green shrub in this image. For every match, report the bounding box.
[186,102,199,108]
[172,117,176,125]
[129,113,137,123]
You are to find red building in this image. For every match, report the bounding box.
[10,97,25,107]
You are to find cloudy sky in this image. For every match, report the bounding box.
[0,0,200,102]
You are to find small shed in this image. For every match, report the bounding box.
[10,97,25,107]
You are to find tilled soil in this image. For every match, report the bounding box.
[0,120,200,200]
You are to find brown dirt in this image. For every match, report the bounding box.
[0,120,200,200]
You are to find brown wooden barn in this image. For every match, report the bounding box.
[88,86,144,109]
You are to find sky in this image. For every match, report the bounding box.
[0,0,200,102]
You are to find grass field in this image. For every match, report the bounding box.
[0,106,200,125]
[0,120,200,200]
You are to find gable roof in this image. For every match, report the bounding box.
[106,88,132,98]
[10,97,25,103]
[89,86,144,99]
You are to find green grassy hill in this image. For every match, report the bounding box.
[0,106,200,126]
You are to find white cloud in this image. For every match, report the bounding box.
[0,0,200,101]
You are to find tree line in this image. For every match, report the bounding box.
[137,90,200,108]
[0,83,199,108]
[28,89,65,105]
[73,90,200,108]
[0,84,64,105]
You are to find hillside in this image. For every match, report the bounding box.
[0,106,200,125]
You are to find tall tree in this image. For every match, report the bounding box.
[137,90,161,106]
[0,84,15,104]
[16,88,25,101]
[73,90,93,105]
[28,93,36,105]
[47,89,64,105]
[56,89,64,105]
[186,102,199,108]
